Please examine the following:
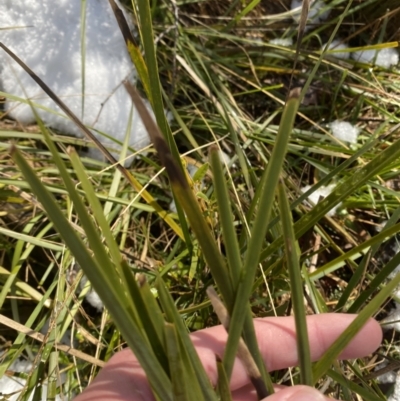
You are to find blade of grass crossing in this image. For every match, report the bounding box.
[223,89,300,381]
[69,149,170,371]
[209,146,242,285]
[164,323,192,401]
[312,270,400,382]
[126,0,192,245]
[337,206,400,312]
[125,83,234,306]
[108,0,150,97]
[0,41,184,241]
[309,223,400,281]
[347,249,400,314]
[260,124,400,263]
[216,357,233,401]
[277,181,312,386]
[157,277,218,401]
[327,369,383,401]
[11,147,173,401]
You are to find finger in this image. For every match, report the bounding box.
[74,314,382,400]
[263,385,330,401]
[74,351,154,401]
[191,314,382,390]
[232,384,333,401]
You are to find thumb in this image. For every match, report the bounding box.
[263,386,329,401]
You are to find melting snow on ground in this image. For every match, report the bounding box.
[291,0,330,30]
[0,0,153,165]
[0,356,65,401]
[269,38,294,47]
[329,121,360,144]
[352,47,399,69]
[301,184,340,217]
[322,39,350,60]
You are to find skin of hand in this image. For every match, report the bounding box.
[74,314,382,401]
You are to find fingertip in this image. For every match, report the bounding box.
[263,386,327,401]
[339,316,383,359]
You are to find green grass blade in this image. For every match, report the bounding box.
[80,0,87,118]
[157,277,218,401]
[108,0,150,97]
[260,124,400,262]
[164,323,192,401]
[68,148,170,372]
[309,223,400,280]
[11,146,173,401]
[336,206,400,312]
[216,357,233,401]
[277,180,312,386]
[0,41,184,241]
[125,83,234,306]
[67,148,124,266]
[125,0,192,245]
[209,146,242,285]
[312,271,400,382]
[347,249,400,314]
[223,89,300,380]
[327,369,382,401]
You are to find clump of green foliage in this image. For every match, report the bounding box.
[1,0,400,399]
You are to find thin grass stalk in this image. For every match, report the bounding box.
[131,0,168,136]
[157,277,218,401]
[347,249,400,314]
[107,0,150,97]
[128,0,189,175]
[302,266,328,314]
[11,147,173,401]
[108,0,192,245]
[336,206,400,311]
[309,222,400,280]
[327,369,382,401]
[208,287,268,400]
[312,270,400,382]
[260,123,400,262]
[125,82,235,306]
[299,0,354,101]
[277,180,312,386]
[223,89,300,380]
[164,323,192,401]
[209,146,242,285]
[0,42,184,241]
[211,139,272,391]
[47,349,58,401]
[216,357,233,401]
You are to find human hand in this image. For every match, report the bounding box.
[74,314,382,401]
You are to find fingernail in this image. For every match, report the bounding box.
[288,387,325,401]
